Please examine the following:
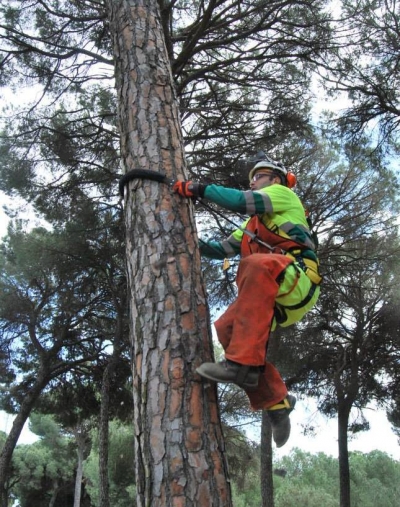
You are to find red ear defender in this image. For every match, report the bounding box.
[286,172,297,188]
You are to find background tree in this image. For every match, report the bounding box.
[377,291,400,445]
[10,414,80,507]
[36,386,97,507]
[273,449,400,507]
[319,0,400,152]
[36,355,133,507]
[84,420,136,507]
[0,217,129,506]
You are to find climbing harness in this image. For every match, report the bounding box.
[242,215,322,285]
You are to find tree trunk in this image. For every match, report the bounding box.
[107,1,232,506]
[260,412,274,507]
[99,283,126,507]
[98,361,111,507]
[259,329,283,507]
[0,372,48,507]
[338,402,351,507]
[48,479,60,507]
[73,429,86,507]
[98,353,122,507]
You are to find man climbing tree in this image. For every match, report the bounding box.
[174,156,322,448]
[107,1,232,506]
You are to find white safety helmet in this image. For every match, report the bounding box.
[249,158,296,188]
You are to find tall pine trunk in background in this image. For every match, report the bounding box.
[107,1,232,505]
[98,288,126,507]
[338,405,351,507]
[73,428,87,507]
[260,413,274,507]
[260,329,283,507]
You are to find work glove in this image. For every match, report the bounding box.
[173,180,207,198]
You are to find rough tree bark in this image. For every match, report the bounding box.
[107,1,232,506]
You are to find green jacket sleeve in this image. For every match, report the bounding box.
[199,240,226,259]
[199,233,242,259]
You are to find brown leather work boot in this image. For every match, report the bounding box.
[196,360,260,389]
[266,395,296,448]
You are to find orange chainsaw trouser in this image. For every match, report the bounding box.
[214,253,295,410]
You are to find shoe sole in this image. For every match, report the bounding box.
[195,366,258,389]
